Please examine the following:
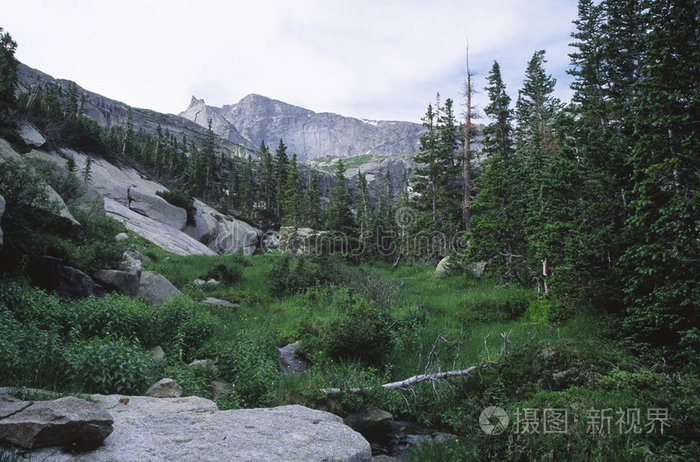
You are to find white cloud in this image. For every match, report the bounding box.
[3,0,579,122]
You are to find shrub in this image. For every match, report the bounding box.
[154,297,217,362]
[214,331,279,408]
[0,125,30,153]
[268,254,346,297]
[61,205,128,274]
[0,306,68,388]
[59,294,156,346]
[202,263,242,284]
[64,336,152,394]
[297,286,419,366]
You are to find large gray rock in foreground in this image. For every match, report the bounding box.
[137,271,181,305]
[0,396,113,449]
[29,396,371,462]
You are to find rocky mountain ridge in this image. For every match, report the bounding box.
[16,64,255,159]
[180,94,427,161]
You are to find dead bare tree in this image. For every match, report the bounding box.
[462,44,476,231]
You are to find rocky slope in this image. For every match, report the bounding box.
[0,135,261,257]
[180,94,426,160]
[16,64,255,158]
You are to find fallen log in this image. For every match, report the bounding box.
[320,362,492,395]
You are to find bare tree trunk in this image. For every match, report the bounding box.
[463,45,473,231]
[320,363,491,395]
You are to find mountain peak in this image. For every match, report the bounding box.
[180,94,425,160]
[187,96,206,109]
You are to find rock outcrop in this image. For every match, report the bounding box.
[145,379,183,398]
[128,187,187,231]
[180,94,426,161]
[0,396,113,450]
[17,121,46,148]
[278,341,310,374]
[279,226,328,255]
[208,216,261,255]
[435,256,451,276]
[24,395,371,462]
[93,269,140,297]
[105,198,216,256]
[137,271,181,306]
[30,257,107,299]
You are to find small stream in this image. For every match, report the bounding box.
[348,416,457,460]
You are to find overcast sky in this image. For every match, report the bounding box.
[4,0,578,122]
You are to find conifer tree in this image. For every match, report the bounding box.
[514,50,564,294]
[618,0,700,360]
[258,141,277,225]
[83,155,93,182]
[355,171,371,257]
[305,173,321,228]
[281,153,304,226]
[324,159,354,234]
[0,28,18,110]
[274,139,289,220]
[468,61,523,281]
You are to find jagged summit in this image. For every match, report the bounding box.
[179,94,425,160]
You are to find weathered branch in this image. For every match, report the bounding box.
[319,362,492,395]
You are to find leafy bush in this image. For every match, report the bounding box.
[0,306,68,388]
[214,330,279,408]
[202,263,242,284]
[59,205,128,274]
[64,336,152,394]
[154,297,217,362]
[296,286,419,366]
[156,189,196,224]
[60,295,156,345]
[268,254,346,296]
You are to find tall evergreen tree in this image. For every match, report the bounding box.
[258,141,276,225]
[0,28,18,110]
[618,0,700,360]
[324,159,354,234]
[305,172,321,228]
[281,153,304,226]
[274,139,289,221]
[468,61,524,281]
[356,171,371,257]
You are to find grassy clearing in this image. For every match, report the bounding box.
[2,248,697,460]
